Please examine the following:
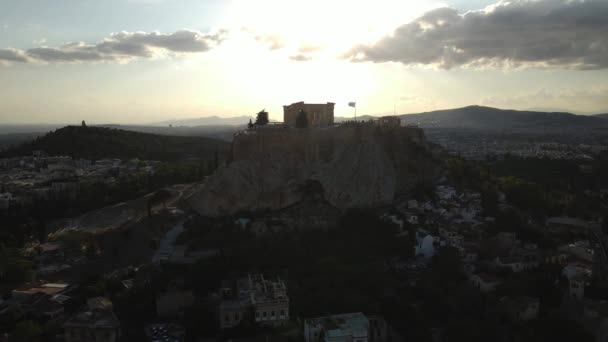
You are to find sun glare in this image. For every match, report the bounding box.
[222,0,441,55]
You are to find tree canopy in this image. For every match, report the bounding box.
[254,110,269,126]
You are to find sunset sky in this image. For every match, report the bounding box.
[1,0,607,124]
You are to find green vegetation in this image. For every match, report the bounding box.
[254,110,269,126]
[0,125,230,161]
[0,244,33,284]
[8,320,43,342]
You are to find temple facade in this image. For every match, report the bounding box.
[283,102,335,128]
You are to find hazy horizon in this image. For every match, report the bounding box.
[1,103,608,126]
[1,0,608,124]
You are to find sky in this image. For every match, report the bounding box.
[0,0,607,124]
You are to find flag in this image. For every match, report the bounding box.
[348,102,356,108]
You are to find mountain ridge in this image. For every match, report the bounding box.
[399,105,608,131]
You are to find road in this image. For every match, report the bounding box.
[152,220,184,264]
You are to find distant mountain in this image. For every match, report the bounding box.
[151,115,252,127]
[335,115,377,122]
[0,125,230,161]
[400,106,608,131]
[98,124,242,142]
[594,113,608,119]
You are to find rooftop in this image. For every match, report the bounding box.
[64,309,120,329]
[306,312,369,337]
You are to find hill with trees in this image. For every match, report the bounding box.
[0,125,230,161]
[401,106,608,132]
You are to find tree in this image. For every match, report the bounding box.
[81,120,87,127]
[147,189,172,217]
[9,320,43,342]
[247,118,254,130]
[296,109,308,128]
[254,110,269,126]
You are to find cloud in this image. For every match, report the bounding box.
[0,29,226,64]
[0,48,30,63]
[289,54,313,62]
[254,34,285,50]
[298,45,321,53]
[344,0,608,70]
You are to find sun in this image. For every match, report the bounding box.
[221,0,441,54]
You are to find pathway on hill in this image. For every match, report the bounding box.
[152,220,184,264]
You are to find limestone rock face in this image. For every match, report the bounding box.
[313,142,396,209]
[188,152,309,217]
[188,125,441,217]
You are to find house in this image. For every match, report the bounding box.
[218,274,290,329]
[415,230,436,258]
[250,274,290,326]
[494,251,540,273]
[469,273,502,293]
[11,282,72,301]
[304,312,369,342]
[438,228,464,248]
[562,265,590,300]
[64,298,120,342]
[500,296,540,322]
[558,241,594,262]
[543,251,568,265]
[546,217,589,234]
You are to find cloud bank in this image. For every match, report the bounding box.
[345,0,608,70]
[0,29,226,64]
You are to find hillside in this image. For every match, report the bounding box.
[0,125,230,161]
[400,106,608,131]
[595,113,608,119]
[188,124,442,217]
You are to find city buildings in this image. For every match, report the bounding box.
[218,274,289,329]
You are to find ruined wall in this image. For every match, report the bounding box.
[232,124,425,163]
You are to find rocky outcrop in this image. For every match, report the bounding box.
[313,142,396,209]
[188,124,441,217]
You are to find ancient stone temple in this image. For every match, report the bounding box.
[283,102,335,128]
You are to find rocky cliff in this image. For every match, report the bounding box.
[188,124,442,217]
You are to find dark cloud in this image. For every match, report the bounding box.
[1,29,226,64]
[345,0,608,69]
[0,48,29,63]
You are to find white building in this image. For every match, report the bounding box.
[415,230,436,258]
[562,265,590,300]
[305,312,369,342]
[469,273,502,293]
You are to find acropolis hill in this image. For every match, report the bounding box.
[188,102,443,217]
